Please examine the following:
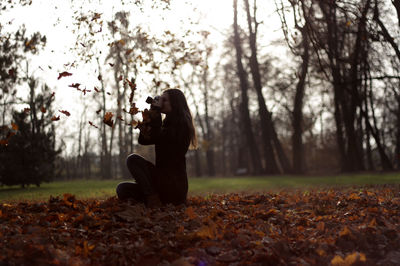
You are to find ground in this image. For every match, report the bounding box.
[1,183,400,265]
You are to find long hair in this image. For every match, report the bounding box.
[163,89,197,149]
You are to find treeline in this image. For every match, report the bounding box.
[1,0,400,185]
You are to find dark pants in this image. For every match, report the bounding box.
[116,154,156,203]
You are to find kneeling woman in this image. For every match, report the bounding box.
[116,89,197,207]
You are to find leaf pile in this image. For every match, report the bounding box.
[1,185,400,265]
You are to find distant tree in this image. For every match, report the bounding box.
[0,81,61,187]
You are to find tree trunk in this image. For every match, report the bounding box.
[233,0,263,175]
[202,64,216,177]
[243,0,281,174]
[97,59,112,180]
[292,24,310,174]
[396,95,400,170]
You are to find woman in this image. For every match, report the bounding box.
[116,89,197,207]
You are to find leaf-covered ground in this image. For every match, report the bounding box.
[1,185,400,265]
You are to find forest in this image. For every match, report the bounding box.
[1,0,400,185]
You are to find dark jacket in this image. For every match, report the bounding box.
[138,110,190,205]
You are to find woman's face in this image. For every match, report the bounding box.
[160,92,172,114]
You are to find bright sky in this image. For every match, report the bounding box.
[1,0,285,154]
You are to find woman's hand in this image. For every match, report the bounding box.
[137,123,151,135]
[151,96,163,110]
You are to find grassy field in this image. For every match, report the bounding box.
[1,172,400,202]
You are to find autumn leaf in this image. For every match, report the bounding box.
[185,206,197,220]
[94,87,100,93]
[88,121,98,128]
[82,88,91,95]
[59,110,71,116]
[129,105,139,115]
[57,71,73,80]
[69,83,80,89]
[91,12,101,21]
[130,120,138,127]
[109,63,114,67]
[51,115,60,121]
[8,68,15,78]
[98,74,102,81]
[331,252,366,266]
[103,112,114,127]
[40,106,46,113]
[11,123,18,131]
[96,109,101,114]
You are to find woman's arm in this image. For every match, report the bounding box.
[138,111,162,145]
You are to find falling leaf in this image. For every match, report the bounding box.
[11,123,18,131]
[129,105,139,115]
[8,68,15,78]
[94,87,100,93]
[59,110,71,116]
[109,63,114,67]
[118,39,126,46]
[89,121,98,128]
[82,88,91,95]
[57,71,72,80]
[103,112,114,127]
[51,115,60,121]
[69,83,80,89]
[91,12,101,21]
[40,106,47,113]
[98,75,102,81]
[96,109,101,114]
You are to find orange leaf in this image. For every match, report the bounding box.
[11,122,18,131]
[51,115,60,121]
[339,226,352,237]
[103,112,114,127]
[316,221,325,231]
[185,206,197,220]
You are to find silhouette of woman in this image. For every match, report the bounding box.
[116,89,197,207]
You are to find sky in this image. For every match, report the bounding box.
[1,0,286,154]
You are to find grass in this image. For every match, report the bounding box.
[1,172,400,202]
